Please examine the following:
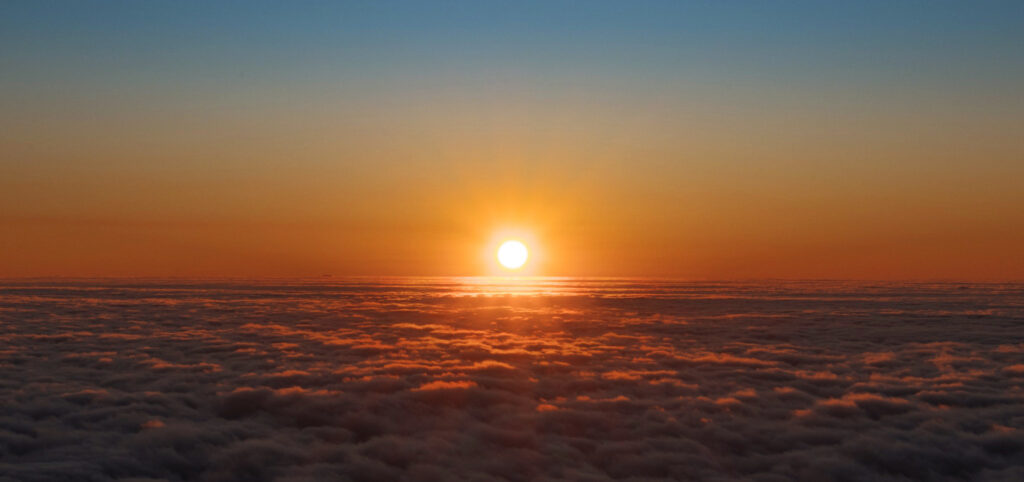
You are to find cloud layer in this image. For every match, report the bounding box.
[1,279,1023,481]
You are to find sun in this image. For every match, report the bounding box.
[497,240,529,270]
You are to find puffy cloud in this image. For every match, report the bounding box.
[1,279,1023,480]
[412,380,478,391]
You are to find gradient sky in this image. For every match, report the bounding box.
[2,1,1023,279]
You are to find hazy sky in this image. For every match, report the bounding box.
[2,1,1023,278]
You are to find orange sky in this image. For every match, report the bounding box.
[2,2,1023,279]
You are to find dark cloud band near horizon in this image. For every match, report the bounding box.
[1,279,1023,481]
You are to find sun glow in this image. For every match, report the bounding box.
[497,240,529,270]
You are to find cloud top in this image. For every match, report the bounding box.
[1,279,1023,481]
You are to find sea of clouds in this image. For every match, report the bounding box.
[1,279,1023,481]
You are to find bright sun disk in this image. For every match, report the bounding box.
[497,240,528,269]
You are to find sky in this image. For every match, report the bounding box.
[2,1,1023,279]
